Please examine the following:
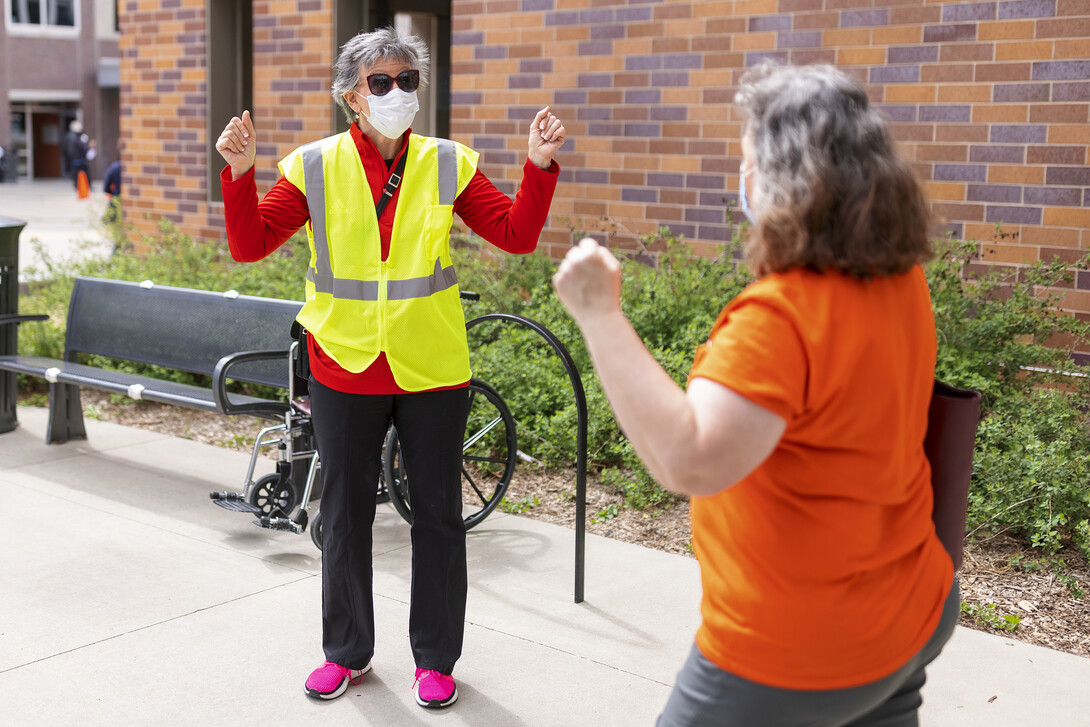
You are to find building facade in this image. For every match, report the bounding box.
[119,0,1089,322]
[2,0,121,182]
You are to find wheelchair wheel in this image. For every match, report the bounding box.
[246,472,298,516]
[385,378,517,530]
[310,509,323,550]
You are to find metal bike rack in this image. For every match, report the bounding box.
[466,312,590,604]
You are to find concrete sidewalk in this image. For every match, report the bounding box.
[0,178,111,280]
[1,405,1088,726]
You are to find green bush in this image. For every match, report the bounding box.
[929,236,1090,559]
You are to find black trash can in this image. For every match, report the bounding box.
[0,216,27,433]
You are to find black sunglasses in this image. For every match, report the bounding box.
[363,70,420,97]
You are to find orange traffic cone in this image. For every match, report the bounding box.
[77,170,90,199]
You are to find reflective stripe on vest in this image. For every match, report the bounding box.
[301,137,461,298]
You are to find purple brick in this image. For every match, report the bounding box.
[876,104,918,122]
[666,224,697,239]
[1053,82,1090,101]
[968,184,1023,203]
[648,173,685,188]
[700,191,731,207]
[520,59,552,73]
[699,225,732,242]
[1027,146,1085,164]
[579,41,613,56]
[625,89,661,104]
[576,73,612,88]
[923,24,978,42]
[622,188,658,203]
[842,9,889,27]
[476,46,507,59]
[627,55,662,70]
[451,32,484,45]
[650,107,688,121]
[919,105,972,122]
[625,123,662,137]
[998,0,1055,19]
[777,30,821,48]
[687,174,727,190]
[969,145,1025,163]
[945,222,965,239]
[986,205,1043,224]
[1024,186,1083,206]
[686,207,726,223]
[993,83,1051,102]
[651,72,690,86]
[521,0,554,10]
[1085,189,1090,207]
[587,122,624,136]
[480,151,518,166]
[591,24,626,40]
[578,107,612,121]
[554,90,586,104]
[1078,271,1090,289]
[750,15,791,31]
[888,45,939,64]
[578,8,614,23]
[935,164,988,182]
[790,49,837,65]
[616,7,653,22]
[944,2,998,21]
[1032,61,1090,81]
[745,51,789,67]
[471,136,505,149]
[664,54,702,70]
[990,125,1048,143]
[872,65,920,84]
[575,170,609,184]
[1046,167,1090,185]
[545,11,579,26]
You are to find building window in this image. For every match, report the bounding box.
[10,0,76,27]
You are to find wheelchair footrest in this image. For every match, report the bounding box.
[253,515,304,533]
[210,492,263,513]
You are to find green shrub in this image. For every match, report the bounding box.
[929,236,1090,559]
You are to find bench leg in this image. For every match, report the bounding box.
[47,383,87,444]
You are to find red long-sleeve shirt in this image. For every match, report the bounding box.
[221,123,559,394]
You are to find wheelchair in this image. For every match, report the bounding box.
[210,324,518,551]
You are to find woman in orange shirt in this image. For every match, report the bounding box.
[553,64,956,725]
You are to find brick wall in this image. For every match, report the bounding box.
[119,0,333,242]
[450,0,1090,309]
[120,0,1090,340]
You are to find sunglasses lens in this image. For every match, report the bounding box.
[368,74,393,96]
[398,71,420,92]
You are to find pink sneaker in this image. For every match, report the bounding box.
[304,660,371,700]
[413,668,458,709]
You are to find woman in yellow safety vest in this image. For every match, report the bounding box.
[215,26,565,711]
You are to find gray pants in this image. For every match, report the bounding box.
[657,581,959,727]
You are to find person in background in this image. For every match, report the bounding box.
[102,141,122,224]
[214,26,565,712]
[553,64,956,726]
[64,120,95,188]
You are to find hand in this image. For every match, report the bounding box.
[552,238,623,325]
[528,106,566,170]
[215,110,257,179]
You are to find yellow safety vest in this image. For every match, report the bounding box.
[279,132,479,391]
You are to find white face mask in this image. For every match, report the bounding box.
[355,88,419,140]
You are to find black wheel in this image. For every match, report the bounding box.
[310,509,323,550]
[246,472,298,516]
[385,378,517,530]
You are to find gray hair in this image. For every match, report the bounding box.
[734,64,931,278]
[331,27,431,124]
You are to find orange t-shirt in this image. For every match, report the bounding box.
[686,265,953,690]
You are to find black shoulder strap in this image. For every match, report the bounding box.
[375,151,408,219]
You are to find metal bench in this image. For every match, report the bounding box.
[0,276,302,444]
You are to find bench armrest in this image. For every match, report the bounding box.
[0,314,49,327]
[212,349,291,418]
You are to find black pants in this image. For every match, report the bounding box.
[309,377,470,674]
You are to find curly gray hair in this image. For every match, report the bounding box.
[734,64,931,278]
[331,27,430,125]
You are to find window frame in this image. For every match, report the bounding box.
[6,0,81,38]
